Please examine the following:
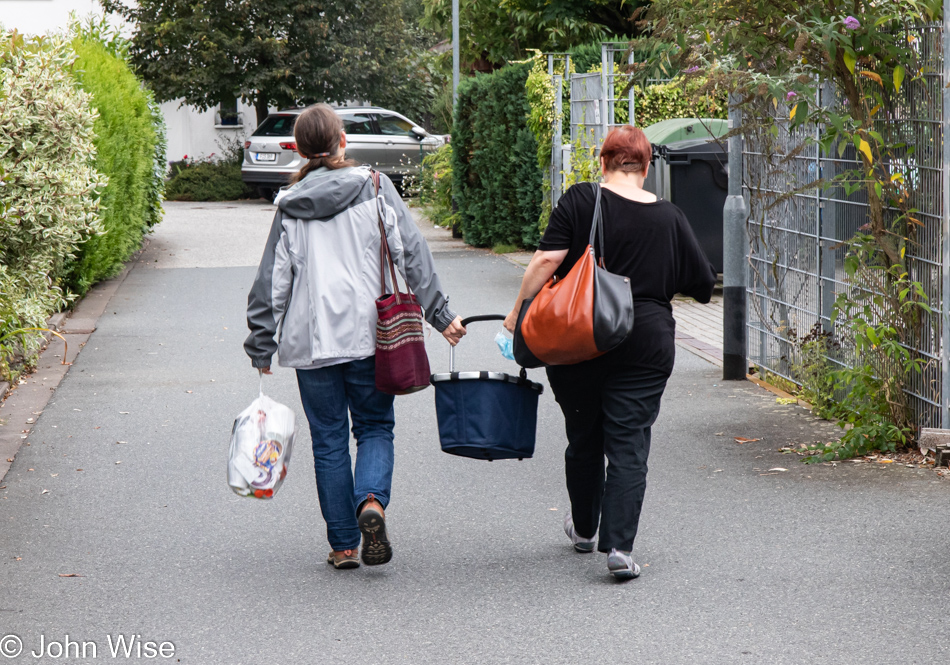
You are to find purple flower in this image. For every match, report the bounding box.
[844,16,860,30]
[684,66,701,73]
[786,91,798,101]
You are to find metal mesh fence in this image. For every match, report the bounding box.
[743,23,945,429]
[570,73,603,149]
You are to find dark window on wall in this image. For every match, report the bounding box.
[219,97,240,126]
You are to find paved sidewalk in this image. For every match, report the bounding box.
[1,201,948,664]
[673,292,725,367]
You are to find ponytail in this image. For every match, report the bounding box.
[289,104,357,185]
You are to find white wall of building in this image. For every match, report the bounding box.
[162,99,265,163]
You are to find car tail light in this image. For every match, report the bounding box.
[244,141,251,149]
[279,142,297,151]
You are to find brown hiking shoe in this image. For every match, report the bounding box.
[326,549,359,569]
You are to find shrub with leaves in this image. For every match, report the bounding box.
[68,36,156,294]
[0,32,104,378]
[418,143,455,227]
[453,62,543,248]
[634,77,728,127]
[165,137,255,202]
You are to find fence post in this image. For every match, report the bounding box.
[723,93,748,380]
[600,43,609,140]
[820,81,838,332]
[452,0,459,108]
[628,49,635,127]
[552,74,563,209]
[942,1,950,427]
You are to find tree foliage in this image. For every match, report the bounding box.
[422,0,648,68]
[102,0,439,124]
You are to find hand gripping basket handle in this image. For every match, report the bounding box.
[450,314,508,373]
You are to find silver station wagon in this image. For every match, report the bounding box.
[241,106,444,200]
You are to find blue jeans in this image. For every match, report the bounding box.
[296,357,395,551]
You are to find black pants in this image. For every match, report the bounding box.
[547,350,671,553]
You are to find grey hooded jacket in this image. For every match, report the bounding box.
[244,166,456,369]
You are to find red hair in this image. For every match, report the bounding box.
[600,125,651,174]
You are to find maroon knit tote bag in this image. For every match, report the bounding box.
[372,171,431,395]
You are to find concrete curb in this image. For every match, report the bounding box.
[0,262,135,481]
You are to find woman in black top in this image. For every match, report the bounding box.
[504,125,716,581]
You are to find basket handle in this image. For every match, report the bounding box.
[450,314,506,372]
[460,314,505,327]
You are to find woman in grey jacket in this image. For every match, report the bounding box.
[245,104,466,569]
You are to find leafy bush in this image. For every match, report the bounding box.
[418,143,455,227]
[453,62,543,248]
[144,89,167,226]
[165,158,254,202]
[71,16,165,229]
[634,77,727,128]
[68,37,156,294]
[0,32,104,378]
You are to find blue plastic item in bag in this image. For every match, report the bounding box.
[431,315,543,461]
[494,331,515,360]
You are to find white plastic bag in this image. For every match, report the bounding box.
[228,383,296,499]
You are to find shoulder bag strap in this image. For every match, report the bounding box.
[373,170,403,301]
[587,182,606,267]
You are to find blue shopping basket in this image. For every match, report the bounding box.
[431,315,543,461]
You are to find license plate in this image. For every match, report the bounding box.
[255,152,277,162]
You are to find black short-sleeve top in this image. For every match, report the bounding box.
[538,182,716,364]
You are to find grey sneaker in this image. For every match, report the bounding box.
[563,514,596,553]
[607,549,641,580]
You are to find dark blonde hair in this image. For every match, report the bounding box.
[290,103,357,184]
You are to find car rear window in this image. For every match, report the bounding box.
[252,115,297,137]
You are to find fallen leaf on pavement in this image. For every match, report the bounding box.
[776,397,796,405]
[185,390,193,394]
[58,573,83,578]
[878,459,894,464]
[76,469,83,472]
[115,461,122,465]
[41,489,49,494]
[50,473,58,477]
[734,437,761,444]
[15,557,21,561]
[715,432,724,436]
[768,468,788,472]
[6,458,12,463]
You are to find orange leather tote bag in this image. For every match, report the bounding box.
[514,184,634,366]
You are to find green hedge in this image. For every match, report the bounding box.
[452,62,543,249]
[68,38,156,294]
[165,157,254,202]
[418,143,455,227]
[0,33,104,378]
